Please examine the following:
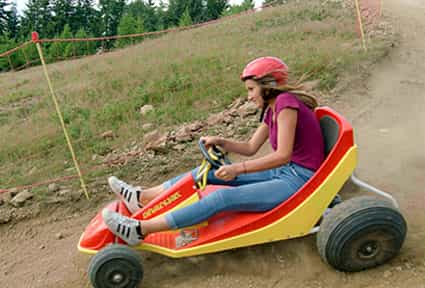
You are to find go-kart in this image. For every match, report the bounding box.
[78,106,407,288]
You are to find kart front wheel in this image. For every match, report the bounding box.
[317,196,407,272]
[88,244,143,288]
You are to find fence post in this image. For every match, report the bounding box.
[354,0,367,51]
[7,55,14,71]
[31,31,90,200]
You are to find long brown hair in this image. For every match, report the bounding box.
[255,75,319,122]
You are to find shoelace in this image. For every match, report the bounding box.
[116,223,144,240]
[120,187,142,208]
[120,187,133,202]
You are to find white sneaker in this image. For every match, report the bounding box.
[102,209,144,245]
[108,176,142,214]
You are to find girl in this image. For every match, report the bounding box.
[102,56,325,245]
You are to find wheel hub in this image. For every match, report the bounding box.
[358,241,380,259]
[111,272,124,284]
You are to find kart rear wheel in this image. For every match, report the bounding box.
[317,196,407,272]
[88,244,143,288]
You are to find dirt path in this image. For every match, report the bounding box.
[1,0,425,287]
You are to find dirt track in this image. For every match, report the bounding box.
[1,0,425,287]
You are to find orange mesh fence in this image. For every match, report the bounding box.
[0,5,265,73]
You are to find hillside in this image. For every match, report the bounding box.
[0,0,391,197]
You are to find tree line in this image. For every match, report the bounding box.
[0,0,258,71]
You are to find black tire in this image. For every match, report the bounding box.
[88,244,144,288]
[317,196,407,272]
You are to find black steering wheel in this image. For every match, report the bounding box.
[198,139,232,169]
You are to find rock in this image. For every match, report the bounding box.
[239,101,257,117]
[10,190,33,207]
[48,183,60,193]
[39,244,45,250]
[139,105,154,116]
[142,123,154,130]
[173,144,186,151]
[91,154,97,161]
[0,209,12,224]
[207,113,224,126]
[0,198,3,206]
[228,108,239,117]
[144,130,169,152]
[8,188,19,197]
[175,126,193,142]
[143,130,165,144]
[70,190,83,201]
[187,121,204,132]
[223,114,233,123]
[44,196,67,205]
[58,189,72,197]
[1,191,14,204]
[101,130,114,139]
[383,270,392,278]
[55,232,64,240]
[228,97,245,109]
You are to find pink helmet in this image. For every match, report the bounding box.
[240,56,289,85]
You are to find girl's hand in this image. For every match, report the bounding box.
[214,163,243,181]
[200,136,223,148]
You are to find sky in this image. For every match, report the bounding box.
[15,0,264,14]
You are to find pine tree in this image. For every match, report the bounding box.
[49,23,73,59]
[143,0,157,32]
[223,0,254,16]
[6,1,19,39]
[166,0,186,27]
[126,0,158,32]
[167,0,205,27]
[74,28,96,56]
[0,34,11,70]
[52,0,75,35]
[188,0,206,23]
[179,7,192,27]
[116,14,143,47]
[99,0,125,37]
[206,0,228,20]
[0,0,9,35]
[75,0,101,36]
[156,0,168,30]
[20,0,54,38]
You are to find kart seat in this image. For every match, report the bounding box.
[320,115,340,157]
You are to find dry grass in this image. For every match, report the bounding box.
[0,0,391,189]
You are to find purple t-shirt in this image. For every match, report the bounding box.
[264,92,324,171]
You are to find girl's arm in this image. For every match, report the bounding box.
[215,108,297,181]
[201,124,269,156]
[221,124,269,156]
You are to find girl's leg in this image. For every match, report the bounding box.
[140,184,166,205]
[164,164,314,229]
[109,169,194,212]
[103,163,314,244]
[111,165,277,212]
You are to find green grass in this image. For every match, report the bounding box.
[0,0,392,189]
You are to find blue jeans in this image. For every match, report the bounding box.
[163,162,315,229]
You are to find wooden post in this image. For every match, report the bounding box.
[354,0,367,51]
[7,55,14,71]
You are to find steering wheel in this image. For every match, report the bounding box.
[198,139,232,169]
